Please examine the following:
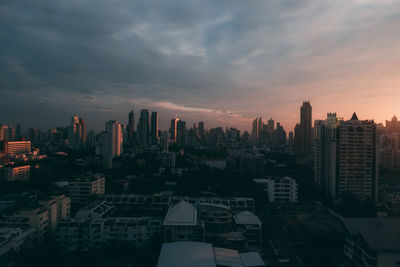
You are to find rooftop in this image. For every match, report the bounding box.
[163,200,198,226]
[233,211,262,226]
[157,242,216,267]
[342,218,400,252]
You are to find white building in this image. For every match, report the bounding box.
[253,176,298,203]
[69,173,105,205]
[162,200,203,242]
[39,195,70,233]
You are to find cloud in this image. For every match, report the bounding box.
[1,0,400,132]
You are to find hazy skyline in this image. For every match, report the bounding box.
[1,0,400,131]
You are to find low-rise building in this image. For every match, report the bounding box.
[342,218,400,267]
[69,173,105,205]
[0,227,38,259]
[162,200,203,242]
[56,217,162,251]
[156,241,266,267]
[253,176,298,203]
[233,211,262,247]
[239,155,264,174]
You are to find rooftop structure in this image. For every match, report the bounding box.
[163,200,197,226]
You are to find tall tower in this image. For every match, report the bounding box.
[151,112,159,145]
[127,110,135,146]
[176,120,187,146]
[170,118,180,143]
[338,113,378,201]
[299,101,312,156]
[102,121,123,168]
[137,109,150,146]
[68,115,86,150]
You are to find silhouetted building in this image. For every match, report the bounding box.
[299,101,312,156]
[68,115,86,150]
[127,110,135,147]
[170,118,179,143]
[102,121,123,168]
[314,113,378,201]
[176,120,187,146]
[137,109,150,146]
[151,112,159,145]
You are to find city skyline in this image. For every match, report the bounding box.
[1,0,400,131]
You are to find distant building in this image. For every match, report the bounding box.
[2,165,30,182]
[69,173,105,205]
[126,110,135,147]
[1,141,31,156]
[137,109,150,146]
[239,155,264,174]
[170,118,179,143]
[0,227,38,259]
[102,121,123,168]
[68,115,86,150]
[39,195,71,233]
[253,177,298,203]
[176,120,187,146]
[0,124,15,142]
[151,112,159,145]
[298,101,312,156]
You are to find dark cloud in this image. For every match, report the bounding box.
[1,0,400,131]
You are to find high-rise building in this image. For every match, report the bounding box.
[272,122,286,146]
[0,124,15,142]
[15,124,22,141]
[251,118,263,143]
[137,109,150,146]
[176,120,187,146]
[314,113,341,198]
[68,115,86,150]
[299,101,312,156]
[170,118,179,143]
[102,121,123,168]
[314,113,378,201]
[151,112,159,145]
[127,110,135,147]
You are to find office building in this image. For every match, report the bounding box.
[68,115,86,150]
[3,165,30,182]
[0,124,15,142]
[127,110,135,146]
[298,101,312,156]
[151,112,159,145]
[137,109,150,146]
[253,177,298,203]
[69,173,105,205]
[170,118,179,143]
[314,113,378,201]
[176,120,187,146]
[1,141,31,156]
[102,121,123,168]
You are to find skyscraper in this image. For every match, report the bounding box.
[314,113,340,198]
[314,113,378,201]
[176,120,187,146]
[151,112,159,145]
[102,120,123,168]
[299,101,312,156]
[127,110,135,146]
[137,109,150,146]
[68,115,86,150]
[251,117,263,143]
[170,118,179,143]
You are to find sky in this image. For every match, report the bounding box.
[1,0,400,132]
